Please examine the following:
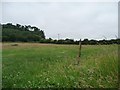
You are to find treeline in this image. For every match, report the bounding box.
[39,38,120,45]
[2,23,45,42]
[1,23,119,45]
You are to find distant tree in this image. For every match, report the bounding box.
[53,40,57,44]
[21,26,25,31]
[2,23,119,44]
[57,39,64,44]
[24,25,29,31]
[49,38,52,40]
[40,30,45,39]
[117,39,120,44]
[16,24,21,29]
[3,23,15,29]
[27,25,32,31]
[2,23,45,42]
[64,38,74,44]
[32,26,39,32]
[89,40,97,45]
[82,39,89,45]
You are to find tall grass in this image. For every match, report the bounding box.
[2,43,118,88]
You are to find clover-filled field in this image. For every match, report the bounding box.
[2,43,118,88]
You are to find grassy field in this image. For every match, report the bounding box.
[2,43,118,88]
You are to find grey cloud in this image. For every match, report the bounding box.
[2,2,118,40]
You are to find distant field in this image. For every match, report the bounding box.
[2,43,118,88]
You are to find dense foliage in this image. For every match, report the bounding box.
[2,23,119,45]
[40,38,119,45]
[2,23,45,42]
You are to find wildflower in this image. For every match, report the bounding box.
[16,74,19,77]
[57,83,60,86]
[99,85,104,88]
[88,77,93,80]
[46,78,49,82]
[13,84,16,86]
[28,81,31,83]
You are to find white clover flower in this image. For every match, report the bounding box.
[46,78,49,81]
[28,81,31,83]
[57,83,60,86]
[13,84,16,86]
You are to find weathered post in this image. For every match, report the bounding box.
[79,39,82,58]
[76,39,82,65]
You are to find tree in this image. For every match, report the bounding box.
[64,38,74,44]
[16,24,21,29]
[32,26,39,32]
[89,40,97,45]
[2,23,45,42]
[82,39,89,45]
[24,25,29,31]
[27,25,32,31]
[40,30,45,39]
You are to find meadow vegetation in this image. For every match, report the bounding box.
[2,43,118,88]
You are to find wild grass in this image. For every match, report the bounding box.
[2,43,118,88]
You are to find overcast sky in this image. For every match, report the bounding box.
[1,1,118,40]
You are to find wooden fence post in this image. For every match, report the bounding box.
[79,39,82,58]
[76,39,82,65]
